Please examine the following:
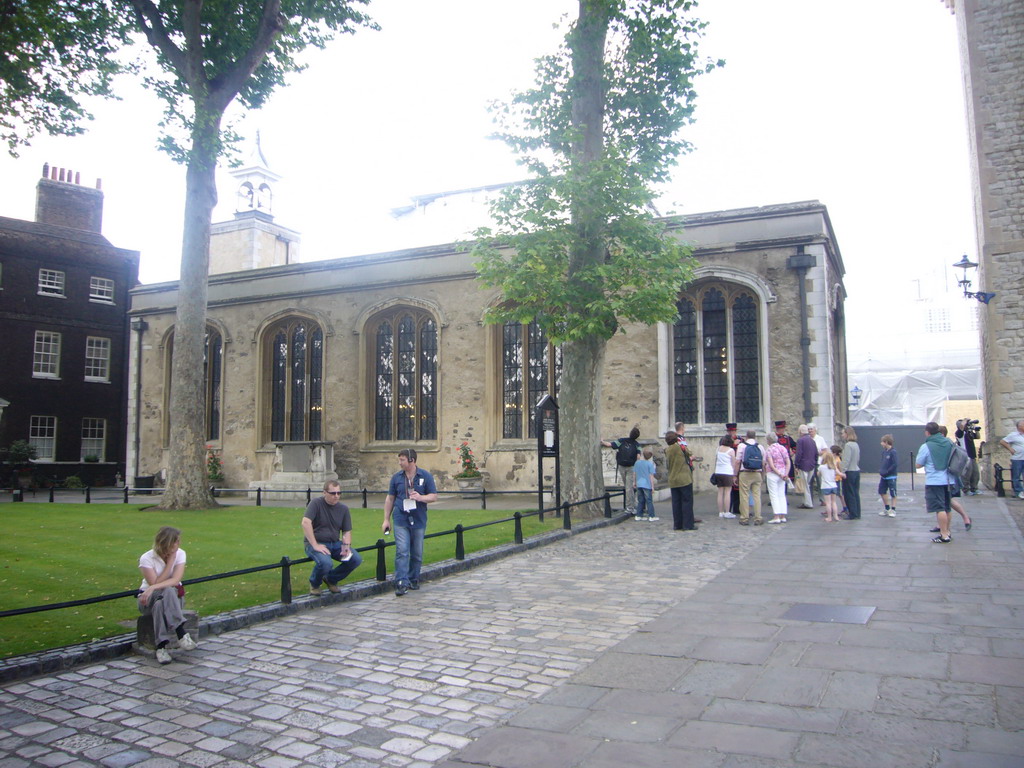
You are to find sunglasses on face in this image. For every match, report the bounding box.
[325,491,342,495]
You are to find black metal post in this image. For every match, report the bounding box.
[375,539,388,581]
[562,502,571,530]
[481,487,487,510]
[257,487,262,506]
[455,524,465,560]
[909,453,915,491]
[306,487,311,505]
[280,557,292,604]
[85,486,91,503]
[603,492,612,518]
[539,504,544,523]
[123,486,129,504]
[362,488,368,508]
[514,512,523,544]
[48,487,54,502]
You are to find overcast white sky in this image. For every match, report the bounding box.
[0,0,975,366]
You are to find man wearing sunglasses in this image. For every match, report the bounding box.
[301,480,363,595]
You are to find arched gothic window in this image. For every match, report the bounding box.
[501,321,561,439]
[369,307,437,442]
[164,328,223,444]
[261,318,323,443]
[673,285,761,426]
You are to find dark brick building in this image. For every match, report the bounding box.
[0,165,139,486]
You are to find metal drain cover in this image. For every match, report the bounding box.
[781,604,876,624]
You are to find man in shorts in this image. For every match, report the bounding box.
[916,422,954,543]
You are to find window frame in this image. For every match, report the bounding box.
[499,320,561,441]
[80,418,106,461]
[89,276,116,304]
[260,317,324,444]
[84,336,111,382]
[37,269,66,297]
[32,330,62,379]
[367,306,438,444]
[672,282,763,428]
[29,416,57,461]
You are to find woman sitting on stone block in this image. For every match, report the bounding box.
[138,526,197,664]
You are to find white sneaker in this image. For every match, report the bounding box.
[878,510,888,516]
[177,633,197,651]
[649,516,660,521]
[887,510,896,517]
[720,512,737,519]
[156,648,172,665]
[1017,492,1024,500]
[767,519,782,524]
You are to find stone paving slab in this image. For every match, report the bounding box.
[3,489,1024,767]
[0,499,766,767]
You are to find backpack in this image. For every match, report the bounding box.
[946,443,973,485]
[616,439,639,467]
[740,442,763,471]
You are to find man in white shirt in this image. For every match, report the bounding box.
[999,420,1024,499]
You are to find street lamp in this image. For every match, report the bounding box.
[952,255,996,304]
[848,385,862,410]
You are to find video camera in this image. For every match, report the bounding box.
[957,418,982,440]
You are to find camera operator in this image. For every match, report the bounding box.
[955,419,981,495]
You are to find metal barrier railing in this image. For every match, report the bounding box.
[0,489,624,619]
[1,484,591,510]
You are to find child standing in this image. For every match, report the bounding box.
[820,447,845,522]
[633,448,659,521]
[878,434,898,517]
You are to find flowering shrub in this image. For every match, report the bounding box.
[206,446,225,482]
[455,441,482,478]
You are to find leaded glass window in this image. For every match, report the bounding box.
[732,294,760,422]
[673,300,698,423]
[371,308,437,442]
[205,331,222,441]
[166,328,224,444]
[672,284,761,426]
[263,318,324,443]
[501,321,561,439]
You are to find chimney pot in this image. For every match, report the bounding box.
[74,171,81,185]
[42,162,49,179]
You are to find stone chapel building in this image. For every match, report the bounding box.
[127,159,850,494]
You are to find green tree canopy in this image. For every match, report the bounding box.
[0,0,128,155]
[473,0,721,344]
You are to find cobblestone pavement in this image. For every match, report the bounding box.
[0,500,772,768]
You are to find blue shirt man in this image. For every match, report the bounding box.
[916,422,953,543]
[383,449,437,596]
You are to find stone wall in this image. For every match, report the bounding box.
[128,202,847,493]
[949,0,1024,479]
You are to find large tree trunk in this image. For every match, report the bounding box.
[560,335,608,514]
[159,113,221,510]
[559,1,611,516]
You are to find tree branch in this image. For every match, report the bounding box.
[181,0,206,90]
[125,0,186,78]
[208,0,284,112]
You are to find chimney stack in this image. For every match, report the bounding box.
[35,163,104,233]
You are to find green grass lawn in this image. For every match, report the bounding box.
[0,502,556,659]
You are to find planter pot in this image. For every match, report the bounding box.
[455,476,483,498]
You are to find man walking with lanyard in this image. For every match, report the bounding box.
[383,449,438,596]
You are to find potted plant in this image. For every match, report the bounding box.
[83,454,100,463]
[454,441,483,497]
[4,440,37,489]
